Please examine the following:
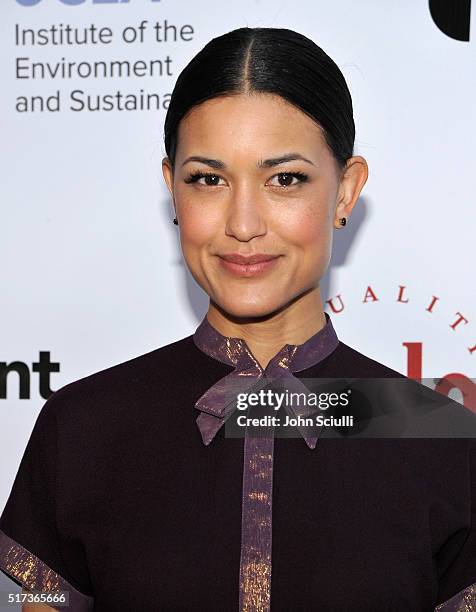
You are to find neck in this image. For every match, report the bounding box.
[206,288,327,370]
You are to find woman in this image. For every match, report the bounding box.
[1,27,475,612]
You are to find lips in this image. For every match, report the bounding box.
[217,253,281,277]
[219,253,280,265]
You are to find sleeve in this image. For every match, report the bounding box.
[0,391,94,612]
[433,439,476,610]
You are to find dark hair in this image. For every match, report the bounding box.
[163,27,355,173]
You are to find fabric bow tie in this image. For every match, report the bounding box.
[192,312,340,448]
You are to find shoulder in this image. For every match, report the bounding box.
[66,333,196,387]
[42,333,201,421]
[319,339,407,379]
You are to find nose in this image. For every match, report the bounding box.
[224,183,267,242]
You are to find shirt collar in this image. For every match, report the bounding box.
[192,311,339,448]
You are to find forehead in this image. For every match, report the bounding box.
[175,93,327,161]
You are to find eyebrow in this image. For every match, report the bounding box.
[181,153,316,169]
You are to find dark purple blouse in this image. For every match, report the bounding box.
[0,312,475,611]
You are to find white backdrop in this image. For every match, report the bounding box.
[1,1,475,597]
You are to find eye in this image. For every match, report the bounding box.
[184,171,225,187]
[267,171,309,188]
[183,170,309,189]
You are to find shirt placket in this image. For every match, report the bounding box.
[239,346,302,612]
[193,313,340,611]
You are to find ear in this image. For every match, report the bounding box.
[161,156,174,193]
[161,156,176,216]
[333,155,369,228]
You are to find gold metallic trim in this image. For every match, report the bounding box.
[0,528,94,611]
[435,581,476,611]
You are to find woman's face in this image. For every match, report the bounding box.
[162,92,364,320]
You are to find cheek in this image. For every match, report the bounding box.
[276,199,332,253]
[180,216,210,247]
[175,191,218,251]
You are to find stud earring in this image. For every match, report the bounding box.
[339,217,346,227]
[173,217,178,225]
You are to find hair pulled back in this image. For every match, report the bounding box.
[163,27,355,172]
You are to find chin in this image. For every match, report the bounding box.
[216,295,284,321]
